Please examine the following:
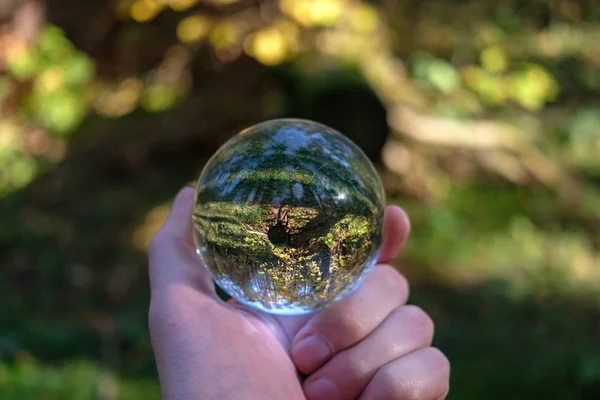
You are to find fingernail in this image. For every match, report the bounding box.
[304,378,340,400]
[292,335,334,373]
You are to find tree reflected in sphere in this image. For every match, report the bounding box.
[192,119,384,314]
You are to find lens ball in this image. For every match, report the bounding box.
[192,119,384,314]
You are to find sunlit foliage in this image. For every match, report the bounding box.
[1,1,600,398]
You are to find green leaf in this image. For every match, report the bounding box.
[427,59,461,94]
[7,46,41,81]
[9,157,38,189]
[37,25,75,63]
[412,54,461,94]
[509,64,559,111]
[140,84,179,112]
[61,53,95,87]
[568,108,600,139]
[35,89,87,134]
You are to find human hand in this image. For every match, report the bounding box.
[148,187,450,400]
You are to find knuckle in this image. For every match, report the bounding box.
[306,312,368,352]
[376,347,451,400]
[426,347,451,379]
[377,265,410,300]
[332,312,368,344]
[316,354,368,392]
[402,305,435,340]
[379,365,423,400]
[309,308,368,350]
[342,350,371,381]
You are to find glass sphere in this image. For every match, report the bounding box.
[192,119,385,314]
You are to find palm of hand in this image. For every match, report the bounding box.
[164,297,309,398]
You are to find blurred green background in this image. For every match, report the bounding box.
[1,0,599,398]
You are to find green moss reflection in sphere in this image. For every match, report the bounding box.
[192,119,385,314]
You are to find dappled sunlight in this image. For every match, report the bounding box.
[281,0,344,27]
[480,46,508,74]
[245,27,288,66]
[209,18,244,50]
[1,0,600,398]
[92,78,144,118]
[402,209,600,301]
[130,0,163,23]
[168,0,200,11]
[176,14,212,43]
[245,21,300,66]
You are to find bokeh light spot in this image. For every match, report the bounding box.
[281,0,343,27]
[132,204,171,250]
[168,0,199,11]
[177,15,212,43]
[209,19,241,49]
[130,0,163,22]
[481,46,508,74]
[246,27,288,66]
[349,3,379,33]
[141,84,179,112]
[94,78,144,118]
[34,66,65,94]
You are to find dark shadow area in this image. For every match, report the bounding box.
[415,280,600,400]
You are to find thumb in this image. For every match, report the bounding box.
[148,186,217,299]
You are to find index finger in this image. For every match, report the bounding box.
[377,205,411,264]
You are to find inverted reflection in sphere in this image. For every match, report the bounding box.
[192,119,384,314]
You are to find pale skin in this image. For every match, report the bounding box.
[148,187,450,400]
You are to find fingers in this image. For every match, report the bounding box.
[275,205,411,341]
[378,205,410,264]
[359,347,450,400]
[291,265,410,374]
[148,186,216,299]
[303,305,434,400]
